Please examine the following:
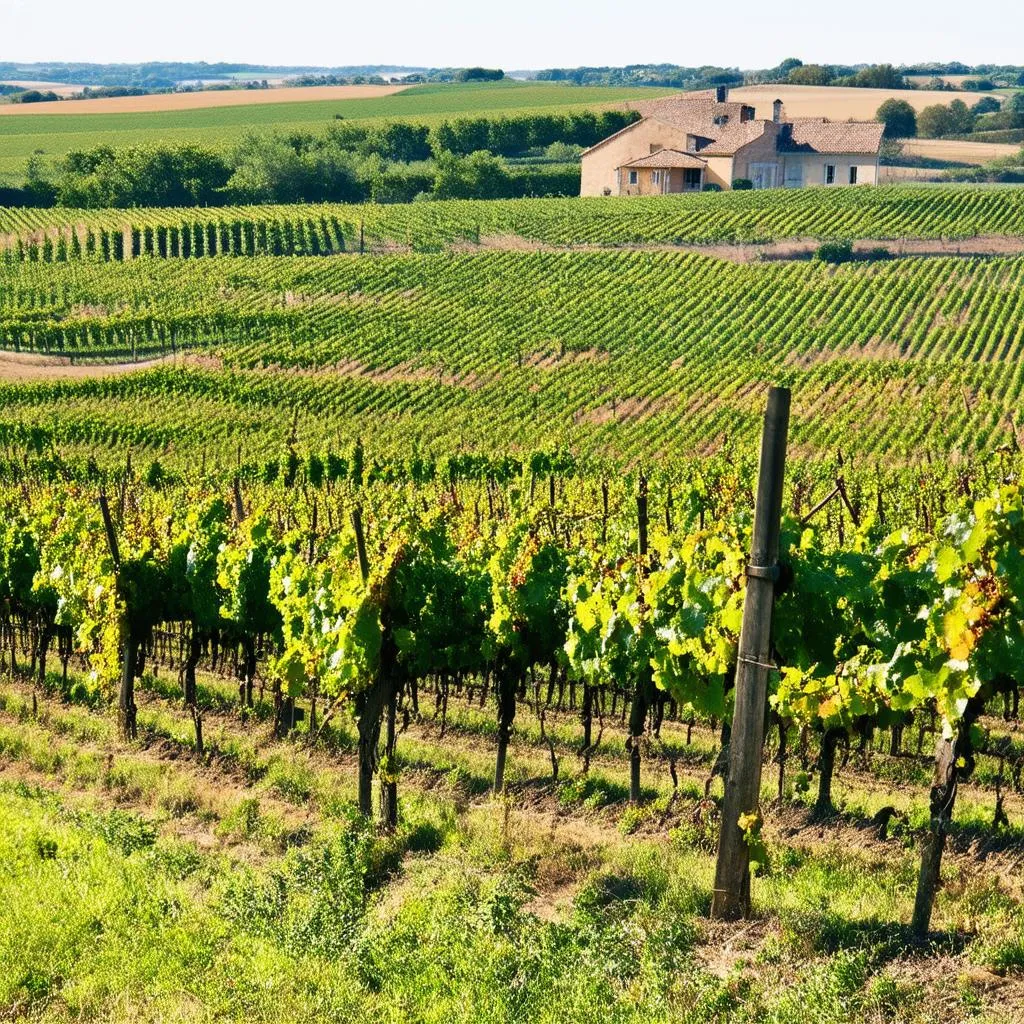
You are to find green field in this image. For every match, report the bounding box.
[0,81,671,181]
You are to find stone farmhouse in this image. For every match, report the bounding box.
[580,88,884,196]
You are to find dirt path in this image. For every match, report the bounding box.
[0,350,220,381]
[468,234,1024,262]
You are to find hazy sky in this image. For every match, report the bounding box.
[3,0,1022,69]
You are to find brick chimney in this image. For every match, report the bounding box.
[773,99,783,123]
[716,85,728,102]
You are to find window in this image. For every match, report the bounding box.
[683,168,702,190]
[784,163,804,188]
[652,170,663,186]
[628,170,638,185]
[825,164,836,185]
[849,166,858,184]
[749,163,778,189]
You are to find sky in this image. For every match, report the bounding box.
[2,0,1023,70]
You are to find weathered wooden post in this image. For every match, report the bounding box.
[711,386,790,920]
[628,470,651,805]
[99,491,138,742]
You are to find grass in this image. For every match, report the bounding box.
[0,669,1022,1021]
[0,81,672,180]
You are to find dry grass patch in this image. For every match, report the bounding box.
[725,84,1002,120]
[0,83,410,116]
[898,138,1022,164]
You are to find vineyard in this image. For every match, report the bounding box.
[2,237,1024,471]
[5,185,1024,251]
[2,424,1024,1020]
[3,182,1024,1022]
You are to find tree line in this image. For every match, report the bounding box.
[876,92,1024,139]
[3,111,640,210]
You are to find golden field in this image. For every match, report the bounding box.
[727,84,1002,121]
[0,83,410,116]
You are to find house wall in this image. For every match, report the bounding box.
[730,125,783,186]
[703,157,734,189]
[780,154,879,187]
[580,119,690,196]
[617,167,692,196]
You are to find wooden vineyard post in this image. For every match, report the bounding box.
[99,492,138,742]
[711,386,790,920]
[628,470,651,805]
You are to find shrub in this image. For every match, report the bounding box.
[702,182,722,192]
[732,178,753,190]
[815,240,854,264]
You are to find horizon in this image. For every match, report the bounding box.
[3,0,1023,71]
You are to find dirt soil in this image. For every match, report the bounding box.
[0,350,219,381]
[473,234,1024,262]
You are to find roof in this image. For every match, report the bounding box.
[620,149,708,169]
[580,93,884,165]
[630,97,754,126]
[697,120,773,156]
[778,119,885,155]
[581,94,756,158]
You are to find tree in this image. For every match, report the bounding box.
[432,151,511,200]
[457,68,504,82]
[788,64,833,86]
[971,96,1001,116]
[1009,92,1024,129]
[947,99,975,135]
[845,64,906,89]
[876,99,917,139]
[226,134,307,203]
[917,104,954,138]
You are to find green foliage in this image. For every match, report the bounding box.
[876,99,917,139]
[788,65,833,86]
[814,239,854,263]
[918,100,975,138]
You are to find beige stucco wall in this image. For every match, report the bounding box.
[703,157,734,189]
[779,154,879,187]
[580,119,691,196]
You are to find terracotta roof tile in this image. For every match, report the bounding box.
[697,121,772,155]
[620,149,708,169]
[778,119,885,154]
